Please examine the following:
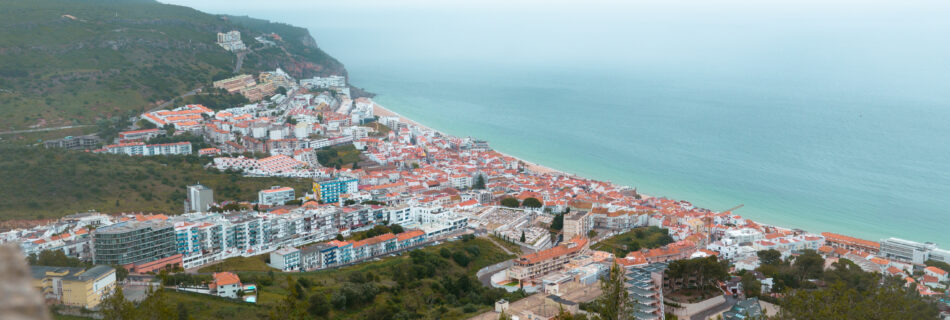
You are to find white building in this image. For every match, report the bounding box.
[216,31,246,52]
[269,247,300,271]
[259,186,295,206]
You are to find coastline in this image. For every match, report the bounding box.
[372,102,567,176]
[370,97,882,244]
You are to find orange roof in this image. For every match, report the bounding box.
[818,245,834,253]
[396,230,425,241]
[517,236,588,265]
[213,272,241,286]
[821,232,880,249]
[870,257,889,265]
[925,266,948,276]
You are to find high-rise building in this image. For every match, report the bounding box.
[93,220,177,266]
[187,184,214,213]
[313,178,358,204]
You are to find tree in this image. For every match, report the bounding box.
[551,213,564,231]
[740,272,761,298]
[137,286,176,320]
[473,175,486,189]
[792,249,825,283]
[588,230,598,238]
[500,197,519,208]
[308,293,330,316]
[522,197,542,208]
[520,230,526,243]
[498,310,512,320]
[163,123,176,136]
[390,224,405,234]
[336,234,344,241]
[277,86,288,95]
[593,262,638,320]
[757,249,782,266]
[778,282,939,319]
[101,286,136,320]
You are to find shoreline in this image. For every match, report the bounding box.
[370,98,898,246]
[372,102,577,177]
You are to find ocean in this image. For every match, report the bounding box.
[170,0,950,245]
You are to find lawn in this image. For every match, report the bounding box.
[591,226,674,257]
[490,234,524,255]
[198,255,276,273]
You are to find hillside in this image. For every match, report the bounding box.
[163,237,522,320]
[0,145,310,220]
[0,0,346,131]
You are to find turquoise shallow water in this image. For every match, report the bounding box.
[171,0,950,245]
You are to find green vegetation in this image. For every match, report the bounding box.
[161,237,521,319]
[198,255,276,273]
[489,234,524,254]
[778,280,939,319]
[27,250,91,268]
[665,256,729,301]
[361,122,392,137]
[755,249,825,291]
[521,197,542,208]
[316,144,362,169]
[0,0,344,131]
[180,88,250,110]
[146,132,211,150]
[925,259,950,273]
[583,262,637,320]
[500,197,520,208]
[591,226,674,257]
[550,212,564,231]
[0,145,309,220]
[748,250,941,319]
[473,175,486,189]
[348,224,405,241]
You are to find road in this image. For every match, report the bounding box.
[146,87,203,113]
[0,125,93,136]
[690,295,738,320]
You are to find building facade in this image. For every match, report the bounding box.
[259,186,295,206]
[187,184,214,213]
[314,178,358,203]
[93,220,178,266]
[30,265,116,308]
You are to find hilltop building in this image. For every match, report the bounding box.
[216,30,246,52]
[187,184,214,213]
[44,135,101,150]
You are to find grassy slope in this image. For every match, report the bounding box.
[590,226,674,257]
[198,255,276,273]
[0,0,345,131]
[194,238,516,319]
[0,145,310,220]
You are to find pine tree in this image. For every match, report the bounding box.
[520,230,526,243]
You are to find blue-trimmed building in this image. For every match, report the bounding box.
[313,178,358,203]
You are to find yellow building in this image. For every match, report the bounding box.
[30,265,116,308]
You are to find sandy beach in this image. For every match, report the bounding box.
[373,102,566,176]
